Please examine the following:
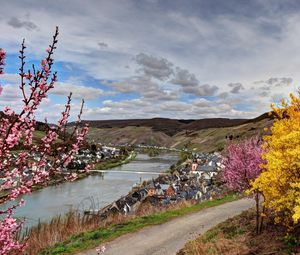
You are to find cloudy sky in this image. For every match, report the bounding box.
[0,0,299,121]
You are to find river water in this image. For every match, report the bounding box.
[0,153,178,228]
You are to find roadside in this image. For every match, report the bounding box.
[38,195,247,255]
[77,198,253,255]
[178,208,300,255]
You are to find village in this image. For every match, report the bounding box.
[90,151,225,218]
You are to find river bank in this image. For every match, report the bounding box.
[34,151,137,189]
[94,151,137,170]
[0,151,137,205]
[0,153,179,229]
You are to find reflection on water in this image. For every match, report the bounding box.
[0,153,178,228]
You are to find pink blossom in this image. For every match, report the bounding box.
[0,27,90,254]
[23,73,33,80]
[222,137,265,192]
[0,48,6,75]
[41,59,47,66]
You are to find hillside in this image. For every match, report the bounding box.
[84,113,274,151]
[171,116,273,152]
[80,118,247,136]
[87,126,173,147]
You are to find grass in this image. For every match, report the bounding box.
[178,208,299,255]
[37,194,239,255]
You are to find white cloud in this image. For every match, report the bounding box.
[135,53,174,80]
[50,82,110,100]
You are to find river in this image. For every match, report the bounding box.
[0,153,179,229]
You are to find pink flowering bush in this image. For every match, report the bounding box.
[221,137,265,233]
[0,27,89,254]
[221,137,264,192]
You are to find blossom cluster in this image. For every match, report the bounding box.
[221,137,264,192]
[0,48,5,75]
[0,48,6,95]
[0,27,89,254]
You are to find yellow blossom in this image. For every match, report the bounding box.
[250,92,300,229]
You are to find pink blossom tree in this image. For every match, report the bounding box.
[221,137,265,234]
[0,27,89,254]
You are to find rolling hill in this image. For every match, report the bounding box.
[80,117,247,136]
[84,113,274,152]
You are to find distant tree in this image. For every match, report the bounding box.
[251,93,300,230]
[120,146,131,156]
[179,150,192,163]
[90,144,97,156]
[0,27,89,254]
[91,144,97,151]
[222,137,265,234]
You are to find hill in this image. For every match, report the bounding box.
[171,114,273,151]
[80,118,247,136]
[84,113,274,151]
[87,126,173,147]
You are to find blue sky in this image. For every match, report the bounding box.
[0,0,299,121]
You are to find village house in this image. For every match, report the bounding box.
[155,184,165,197]
[191,162,198,172]
[147,186,156,196]
[166,185,176,197]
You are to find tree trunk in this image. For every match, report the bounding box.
[255,190,260,235]
[259,205,265,233]
[259,194,266,234]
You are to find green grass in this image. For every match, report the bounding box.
[39,194,240,255]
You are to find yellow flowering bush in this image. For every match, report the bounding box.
[251,93,300,228]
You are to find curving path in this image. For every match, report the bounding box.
[78,198,254,255]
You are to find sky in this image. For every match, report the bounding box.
[0,0,299,122]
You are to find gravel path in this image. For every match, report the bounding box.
[78,198,254,255]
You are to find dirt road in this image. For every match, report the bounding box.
[78,198,253,255]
